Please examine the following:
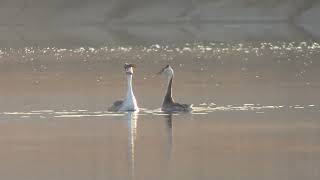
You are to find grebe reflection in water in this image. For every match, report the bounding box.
[126,112,138,179]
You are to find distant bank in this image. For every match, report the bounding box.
[0,0,319,47]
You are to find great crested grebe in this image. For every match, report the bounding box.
[158,65,193,112]
[108,63,139,112]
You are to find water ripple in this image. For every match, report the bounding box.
[0,103,318,119]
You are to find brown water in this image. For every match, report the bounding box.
[0,42,320,180]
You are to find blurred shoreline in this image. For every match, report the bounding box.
[1,0,320,47]
[0,23,319,48]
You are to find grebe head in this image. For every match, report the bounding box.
[158,65,174,77]
[124,63,136,75]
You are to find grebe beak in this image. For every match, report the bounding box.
[157,69,164,75]
[157,65,170,75]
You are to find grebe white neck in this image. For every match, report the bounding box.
[120,74,139,111]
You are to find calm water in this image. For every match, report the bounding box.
[0,42,320,180]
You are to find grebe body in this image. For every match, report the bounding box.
[109,63,139,112]
[158,65,193,112]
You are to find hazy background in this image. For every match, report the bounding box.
[0,1,320,180]
[0,0,319,47]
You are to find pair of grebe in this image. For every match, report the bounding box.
[108,63,193,112]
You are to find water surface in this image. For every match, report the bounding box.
[0,42,319,180]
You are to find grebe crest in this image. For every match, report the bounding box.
[124,63,136,75]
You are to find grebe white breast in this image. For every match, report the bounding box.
[158,65,193,112]
[108,63,139,112]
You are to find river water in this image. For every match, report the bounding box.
[0,42,319,180]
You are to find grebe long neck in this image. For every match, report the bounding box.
[164,75,174,104]
[120,73,139,111]
[126,74,134,97]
